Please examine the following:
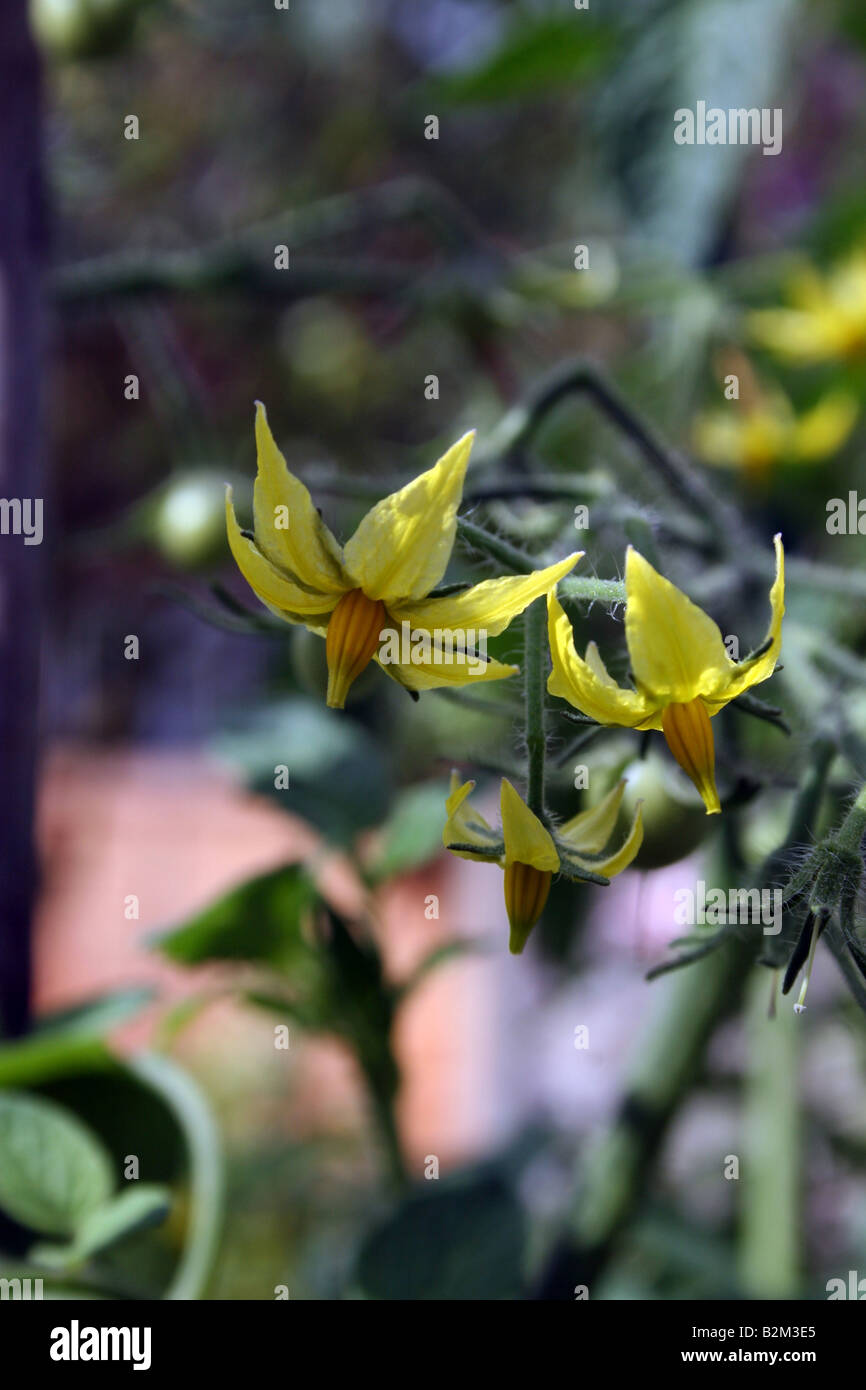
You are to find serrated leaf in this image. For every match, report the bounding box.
[0,1093,114,1236]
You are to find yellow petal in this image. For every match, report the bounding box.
[252,403,346,593]
[662,699,720,815]
[748,307,853,364]
[748,309,824,362]
[374,650,519,694]
[392,552,581,637]
[226,487,341,621]
[342,431,475,604]
[558,779,625,855]
[442,776,501,861]
[790,393,858,462]
[547,591,659,728]
[500,779,560,872]
[714,533,784,702]
[584,639,618,687]
[625,548,730,703]
[562,799,644,878]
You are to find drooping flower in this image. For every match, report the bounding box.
[443,774,643,954]
[748,248,866,364]
[547,538,785,815]
[226,404,581,707]
[694,389,857,478]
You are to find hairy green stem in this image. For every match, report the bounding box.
[837,782,866,854]
[456,516,537,574]
[457,517,627,605]
[558,575,627,605]
[525,599,547,817]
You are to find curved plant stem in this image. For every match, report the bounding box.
[129,1052,225,1301]
[488,358,737,549]
[456,516,538,574]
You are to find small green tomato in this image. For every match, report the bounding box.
[620,753,712,870]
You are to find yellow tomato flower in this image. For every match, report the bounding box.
[748,248,866,364]
[226,403,581,708]
[694,390,857,478]
[443,774,643,954]
[547,538,785,816]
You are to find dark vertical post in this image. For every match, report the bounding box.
[0,1,45,1037]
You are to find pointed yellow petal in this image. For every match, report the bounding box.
[500,779,559,872]
[374,651,519,694]
[547,591,659,728]
[226,487,341,621]
[392,552,581,637]
[442,776,501,860]
[661,699,721,815]
[342,432,475,604]
[748,308,839,363]
[790,393,858,462]
[715,534,784,702]
[625,548,730,703]
[584,639,618,687]
[252,403,346,593]
[572,800,644,878]
[558,779,626,855]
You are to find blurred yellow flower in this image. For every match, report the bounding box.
[749,248,866,364]
[226,403,580,707]
[443,774,643,954]
[694,389,857,477]
[547,539,784,815]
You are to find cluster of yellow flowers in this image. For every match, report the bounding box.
[227,406,784,952]
[695,248,866,477]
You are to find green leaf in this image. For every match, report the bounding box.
[0,1092,114,1236]
[0,1035,115,1089]
[357,1172,525,1300]
[365,781,450,883]
[423,16,614,106]
[214,699,391,846]
[244,990,326,1032]
[34,987,154,1039]
[31,1186,171,1270]
[152,864,318,968]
